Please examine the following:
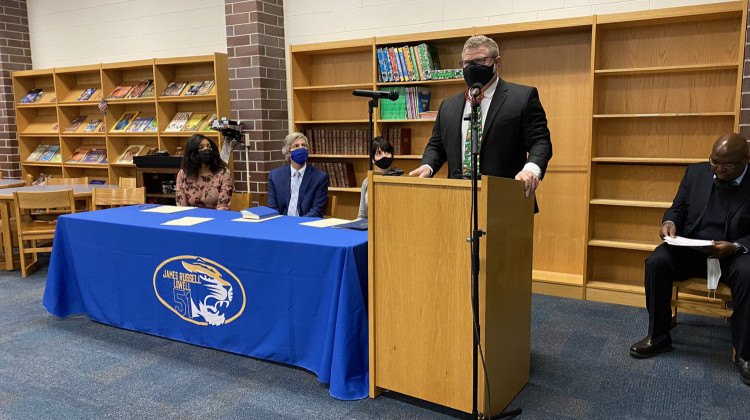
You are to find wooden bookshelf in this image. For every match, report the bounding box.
[288,2,747,307]
[12,53,229,186]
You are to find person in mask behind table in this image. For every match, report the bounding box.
[175,134,234,210]
[358,136,400,219]
[268,132,329,217]
[409,35,552,209]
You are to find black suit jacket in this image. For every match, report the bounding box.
[664,162,750,250]
[420,78,552,180]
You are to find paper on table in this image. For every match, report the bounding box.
[232,215,282,223]
[663,236,713,247]
[161,216,213,226]
[141,205,196,214]
[299,218,350,228]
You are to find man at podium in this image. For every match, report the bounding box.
[409,35,552,201]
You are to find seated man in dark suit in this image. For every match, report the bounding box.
[629,133,750,386]
[268,132,329,218]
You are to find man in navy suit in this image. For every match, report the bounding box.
[268,132,329,218]
[630,133,750,386]
[410,35,552,202]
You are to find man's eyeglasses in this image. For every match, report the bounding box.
[708,156,747,169]
[458,56,496,68]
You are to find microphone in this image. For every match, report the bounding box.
[352,90,399,101]
[467,83,483,105]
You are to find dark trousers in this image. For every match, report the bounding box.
[645,243,750,359]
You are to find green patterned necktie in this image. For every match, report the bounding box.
[463,105,482,177]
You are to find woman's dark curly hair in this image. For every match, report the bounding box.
[181,134,225,179]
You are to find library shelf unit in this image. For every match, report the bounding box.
[12,53,229,186]
[289,1,747,308]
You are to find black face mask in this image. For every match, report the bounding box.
[197,149,213,164]
[374,155,393,170]
[463,63,495,88]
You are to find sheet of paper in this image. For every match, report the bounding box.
[161,216,213,226]
[141,205,196,214]
[231,215,282,223]
[663,236,713,247]
[299,218,351,228]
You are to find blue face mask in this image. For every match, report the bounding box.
[290,148,308,165]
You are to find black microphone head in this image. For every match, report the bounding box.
[388,90,399,101]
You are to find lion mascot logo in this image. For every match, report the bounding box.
[154,256,245,326]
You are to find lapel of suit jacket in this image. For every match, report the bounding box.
[726,166,750,225]
[445,92,468,171]
[693,164,713,227]
[298,166,313,206]
[481,78,509,146]
[280,167,292,209]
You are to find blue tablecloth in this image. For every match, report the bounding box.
[43,206,369,400]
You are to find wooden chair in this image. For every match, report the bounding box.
[119,177,137,188]
[92,187,145,210]
[46,177,88,185]
[672,277,735,359]
[229,192,251,212]
[25,174,33,186]
[13,189,76,277]
[323,195,337,218]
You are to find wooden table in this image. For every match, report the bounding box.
[0,184,119,270]
[0,179,26,189]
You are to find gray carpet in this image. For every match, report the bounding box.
[1,257,748,419]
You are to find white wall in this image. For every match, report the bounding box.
[284,0,739,46]
[28,0,227,69]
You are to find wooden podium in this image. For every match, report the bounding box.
[368,174,534,416]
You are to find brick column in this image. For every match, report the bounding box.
[225,0,287,201]
[0,1,31,179]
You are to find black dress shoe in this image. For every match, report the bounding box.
[629,335,673,358]
[736,358,750,386]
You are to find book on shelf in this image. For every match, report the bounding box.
[19,88,44,104]
[27,144,49,161]
[49,150,62,163]
[202,114,217,131]
[108,84,133,99]
[116,145,146,164]
[126,116,154,132]
[162,81,188,96]
[64,116,87,133]
[83,119,103,132]
[145,147,158,156]
[196,80,215,95]
[128,80,152,99]
[77,88,97,101]
[383,127,411,155]
[67,147,90,163]
[182,113,206,131]
[309,161,356,188]
[98,122,106,132]
[184,81,204,96]
[140,82,156,98]
[165,112,192,131]
[144,118,158,132]
[241,206,279,220]
[83,148,106,164]
[50,122,59,132]
[37,145,60,162]
[49,95,56,103]
[111,111,140,132]
[173,146,183,156]
[31,174,49,186]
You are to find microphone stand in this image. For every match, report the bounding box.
[368,99,378,171]
[467,88,521,420]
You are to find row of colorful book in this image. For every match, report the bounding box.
[308,162,357,188]
[111,111,216,133]
[64,116,106,133]
[377,44,443,82]
[19,88,56,104]
[303,128,411,155]
[379,86,431,120]
[108,80,214,99]
[26,145,62,162]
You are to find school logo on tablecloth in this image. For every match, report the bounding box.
[153,256,245,326]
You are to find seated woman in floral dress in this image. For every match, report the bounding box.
[175,134,234,210]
